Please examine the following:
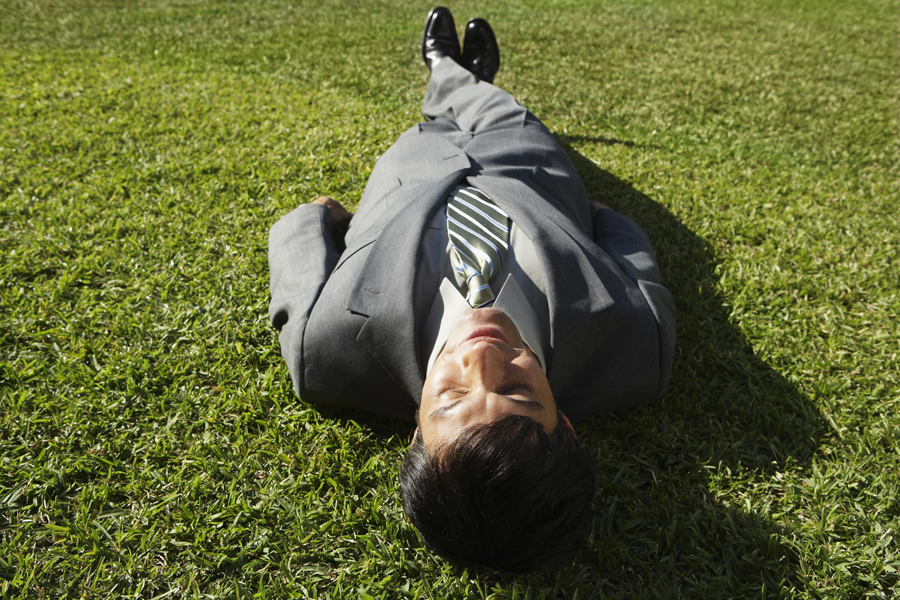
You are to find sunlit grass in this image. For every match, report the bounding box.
[1,0,898,597]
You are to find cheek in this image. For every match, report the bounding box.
[421,368,458,408]
[516,357,554,400]
[516,355,546,379]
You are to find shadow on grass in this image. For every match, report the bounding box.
[317,406,414,444]
[531,138,829,596]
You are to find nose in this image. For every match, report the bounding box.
[459,341,506,385]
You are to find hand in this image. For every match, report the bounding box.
[312,196,354,230]
[589,201,610,216]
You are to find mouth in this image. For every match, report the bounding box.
[460,326,510,346]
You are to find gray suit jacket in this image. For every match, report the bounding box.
[269,61,676,421]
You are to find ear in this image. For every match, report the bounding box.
[559,412,577,440]
[410,426,420,448]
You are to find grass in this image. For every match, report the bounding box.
[1,0,898,597]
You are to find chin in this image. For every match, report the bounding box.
[460,307,512,326]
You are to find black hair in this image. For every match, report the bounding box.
[400,413,595,573]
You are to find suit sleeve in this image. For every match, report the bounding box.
[592,208,677,397]
[268,203,340,398]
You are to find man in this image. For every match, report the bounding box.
[268,7,676,572]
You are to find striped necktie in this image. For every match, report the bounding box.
[446,186,510,308]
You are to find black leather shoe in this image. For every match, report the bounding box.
[461,18,500,83]
[422,7,460,71]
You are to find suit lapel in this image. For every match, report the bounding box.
[348,152,470,401]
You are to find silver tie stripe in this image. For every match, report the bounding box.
[446,186,510,308]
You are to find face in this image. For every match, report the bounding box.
[419,308,559,450]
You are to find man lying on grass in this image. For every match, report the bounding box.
[268,6,676,572]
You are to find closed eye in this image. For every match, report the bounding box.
[499,384,534,395]
[427,392,544,420]
[436,387,468,399]
[437,384,532,399]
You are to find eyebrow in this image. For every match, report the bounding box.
[428,396,546,420]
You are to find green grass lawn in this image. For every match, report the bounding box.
[2,0,898,597]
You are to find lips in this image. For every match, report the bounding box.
[460,326,510,346]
